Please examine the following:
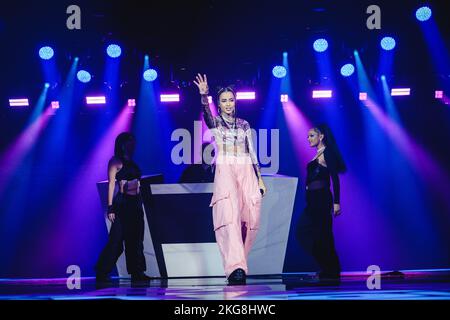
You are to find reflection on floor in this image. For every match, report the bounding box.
[0,269,449,300]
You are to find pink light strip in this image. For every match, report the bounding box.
[160,94,180,102]
[312,90,333,98]
[9,99,29,107]
[236,91,256,100]
[86,96,106,104]
[391,88,411,96]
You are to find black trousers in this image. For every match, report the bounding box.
[95,193,146,275]
[296,188,341,276]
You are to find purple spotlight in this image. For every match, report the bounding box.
[160,94,180,102]
[391,88,411,96]
[236,91,256,100]
[280,94,289,102]
[208,96,213,104]
[312,90,333,99]
[127,99,136,107]
[51,101,60,109]
[9,98,29,107]
[435,91,443,99]
[86,96,106,105]
[359,92,368,101]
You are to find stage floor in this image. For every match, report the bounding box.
[0,270,449,300]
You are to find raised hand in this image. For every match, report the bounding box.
[193,73,209,95]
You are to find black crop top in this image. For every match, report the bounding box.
[114,158,141,181]
[306,159,340,204]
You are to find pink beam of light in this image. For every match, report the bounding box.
[0,106,53,196]
[333,173,405,268]
[441,94,450,105]
[281,100,314,173]
[37,105,133,263]
[365,98,450,209]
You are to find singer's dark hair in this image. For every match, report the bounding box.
[313,124,347,174]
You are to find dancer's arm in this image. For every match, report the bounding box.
[330,172,341,216]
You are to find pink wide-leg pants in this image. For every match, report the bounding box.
[210,155,262,278]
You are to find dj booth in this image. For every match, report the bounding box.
[97,175,298,278]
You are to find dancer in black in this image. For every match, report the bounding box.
[95,132,152,283]
[297,124,346,283]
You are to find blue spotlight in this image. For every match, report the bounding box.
[313,39,328,52]
[272,65,287,78]
[143,69,158,82]
[44,83,50,88]
[39,46,54,60]
[77,70,92,83]
[416,6,432,22]
[283,52,288,57]
[340,63,355,77]
[381,37,396,51]
[106,44,122,58]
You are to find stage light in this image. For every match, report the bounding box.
[313,39,328,52]
[312,90,333,98]
[143,69,158,82]
[77,70,91,83]
[39,46,54,60]
[283,52,288,57]
[391,88,411,96]
[236,92,256,100]
[208,96,213,104]
[160,94,180,102]
[381,37,396,51]
[359,92,368,101]
[51,101,60,109]
[106,44,122,58]
[86,96,106,105]
[416,6,432,22]
[435,91,443,99]
[272,65,287,78]
[127,99,136,107]
[340,63,355,77]
[280,94,289,102]
[9,99,29,107]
